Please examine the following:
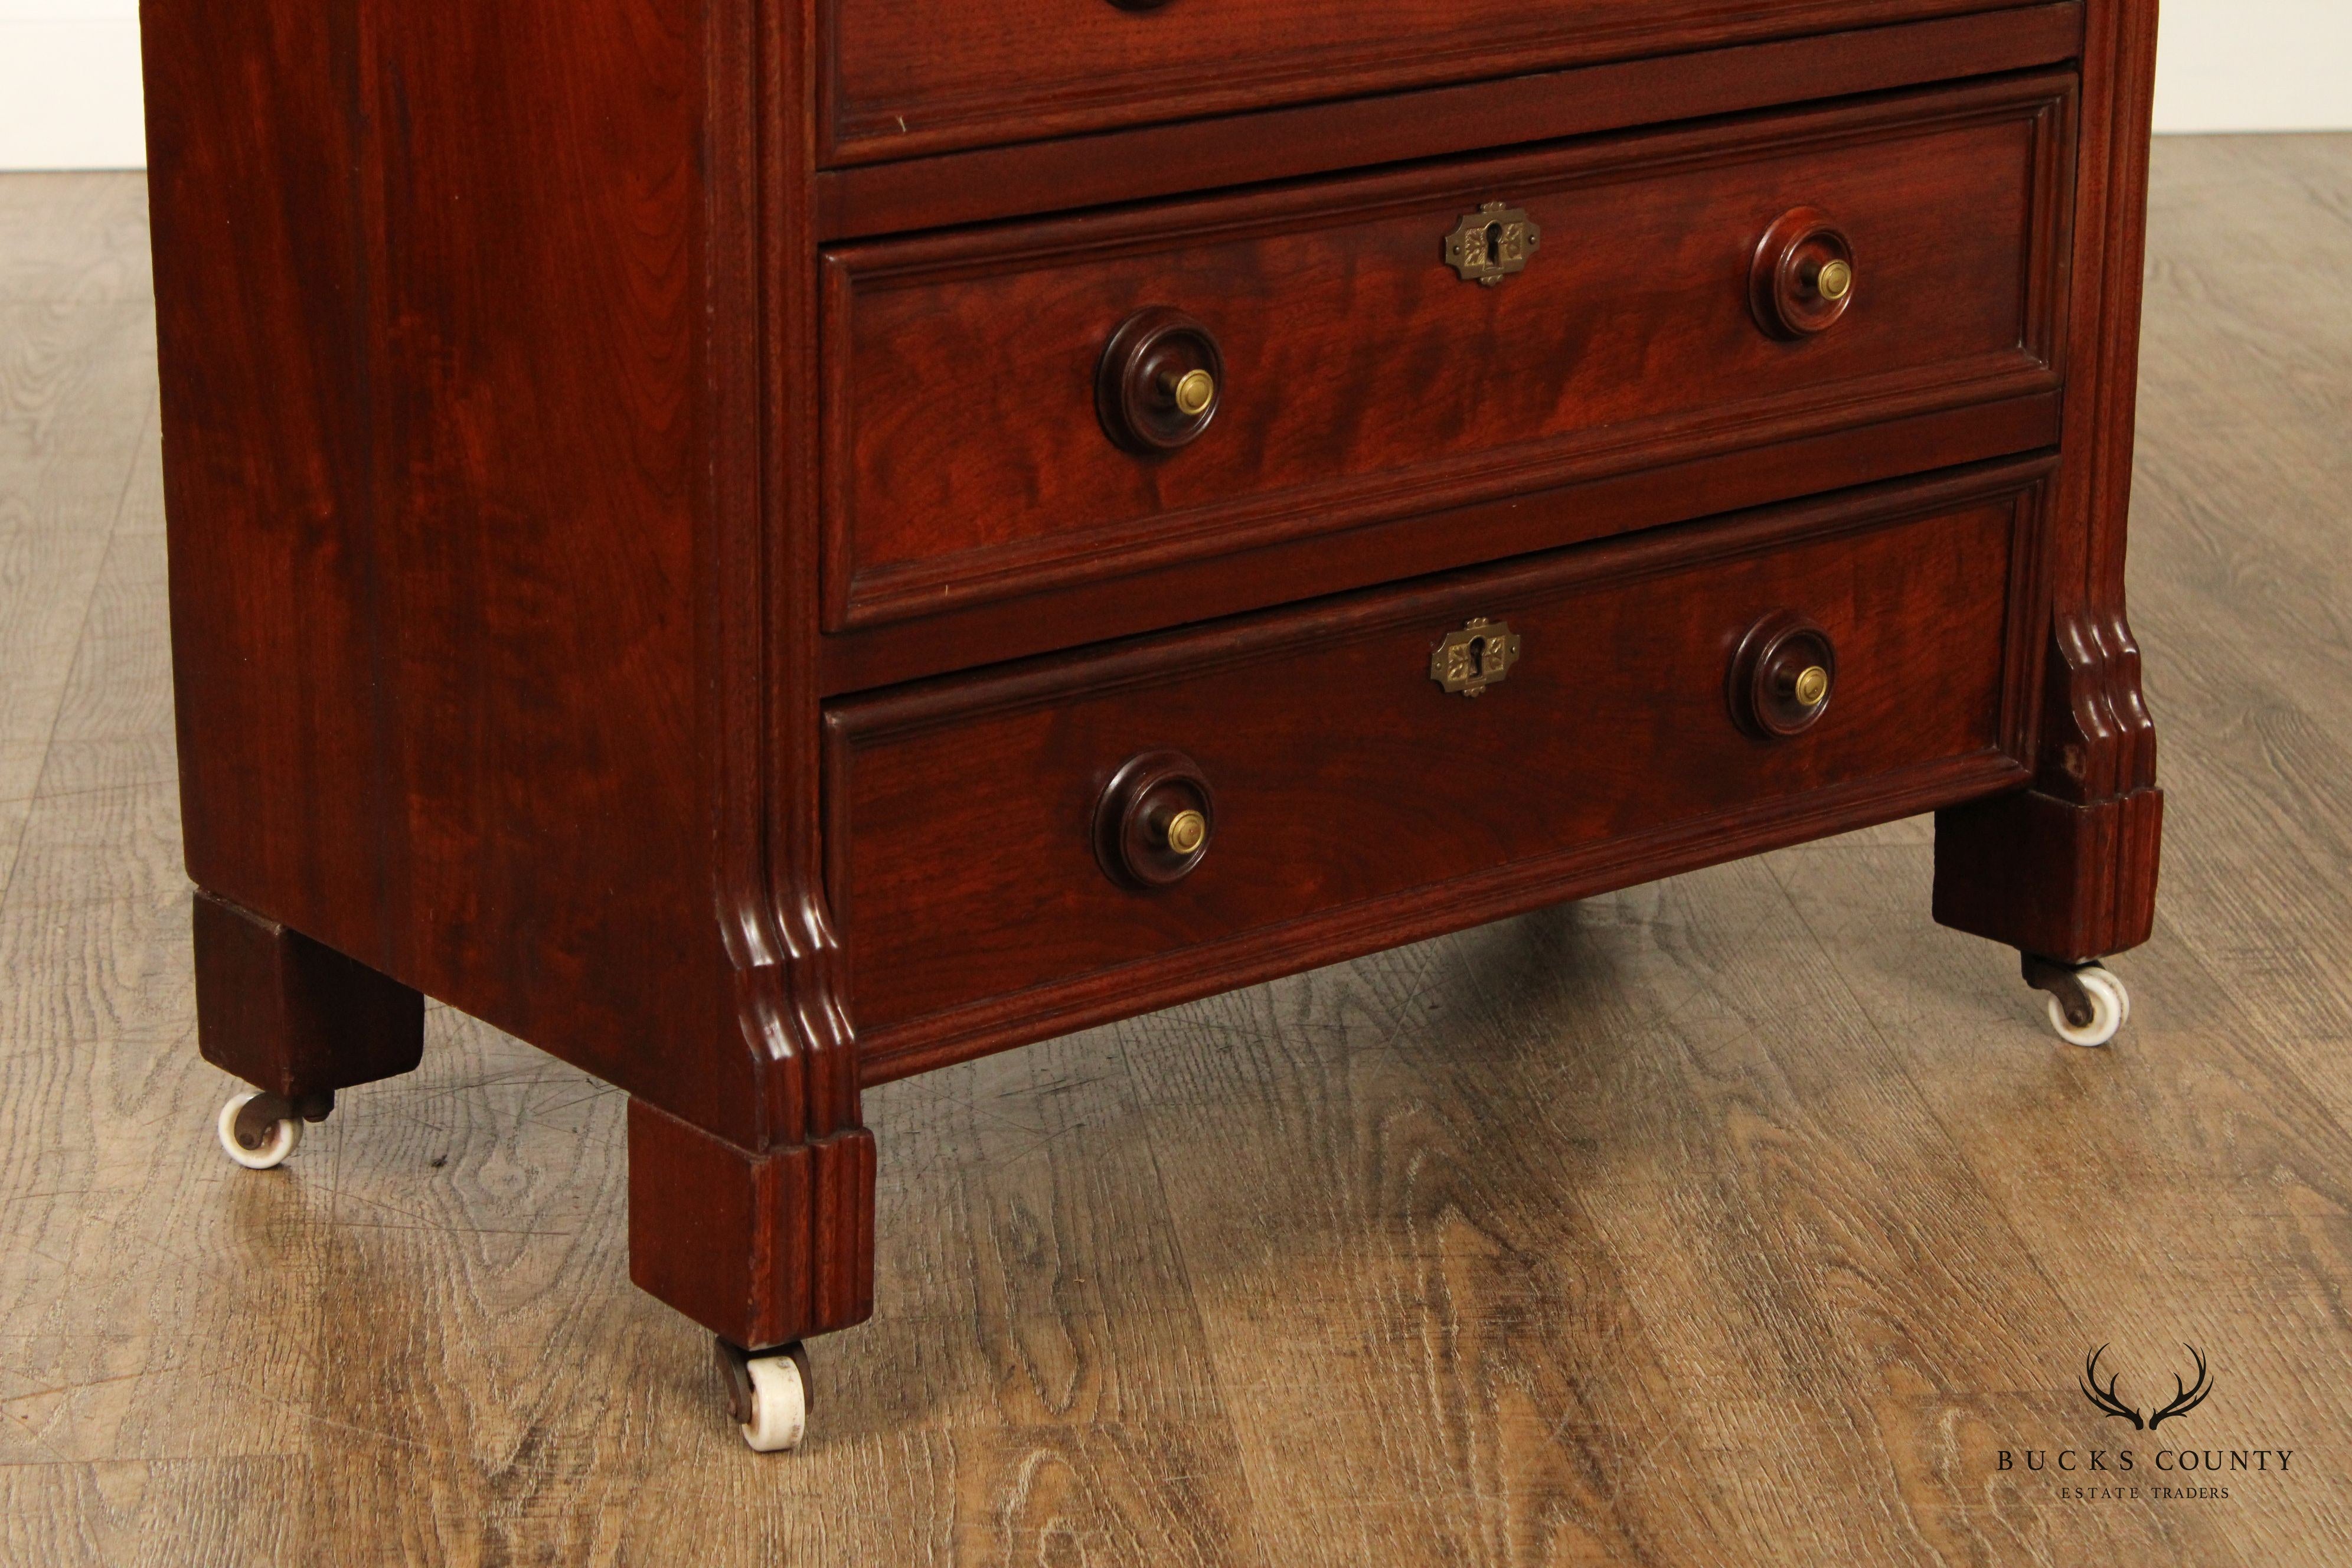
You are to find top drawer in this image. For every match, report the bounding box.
[823,0,2046,164]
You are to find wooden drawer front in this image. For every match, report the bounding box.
[824,466,2046,1069]
[822,0,2043,164]
[822,78,2071,633]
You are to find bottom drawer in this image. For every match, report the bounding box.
[824,460,2049,1077]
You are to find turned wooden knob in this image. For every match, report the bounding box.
[1729,610,1838,739]
[1750,208,1857,338]
[1094,750,1215,887]
[1097,308,1224,453]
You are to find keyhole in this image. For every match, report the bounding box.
[1467,635,1489,676]
[1484,222,1505,262]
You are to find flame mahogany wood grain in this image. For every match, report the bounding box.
[1933,0,2162,961]
[814,4,2085,239]
[147,0,728,1125]
[820,76,2073,634]
[143,0,2162,1364]
[817,391,2060,693]
[825,460,2052,1074]
[143,0,873,1351]
[628,1100,877,1353]
[819,0,2044,165]
[191,890,425,1105]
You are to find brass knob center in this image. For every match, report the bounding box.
[1814,259,1853,302]
[1794,665,1832,708]
[1170,368,1216,417]
[1162,809,1208,856]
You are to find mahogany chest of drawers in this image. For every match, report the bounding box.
[143,0,2164,1449]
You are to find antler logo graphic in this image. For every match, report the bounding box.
[2079,1344,2215,1430]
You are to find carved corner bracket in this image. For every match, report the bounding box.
[1933,607,2162,963]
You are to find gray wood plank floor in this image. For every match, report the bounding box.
[1,138,2347,1566]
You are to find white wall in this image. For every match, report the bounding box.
[1,0,2346,170]
[2152,0,2352,132]
[0,0,144,171]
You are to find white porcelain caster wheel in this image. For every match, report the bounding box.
[217,1091,303,1170]
[2040,964,2130,1048]
[717,1340,811,1453]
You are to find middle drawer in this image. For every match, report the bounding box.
[820,74,2072,638]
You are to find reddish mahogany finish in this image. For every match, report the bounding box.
[821,0,2045,164]
[145,0,2163,1370]
[1093,750,1219,890]
[1729,610,1843,738]
[143,0,743,1132]
[822,77,2072,634]
[1932,0,2166,962]
[628,1101,878,1353]
[814,5,2085,238]
[817,391,2061,692]
[825,462,2047,1066]
[1750,208,1860,339]
[192,891,424,1108]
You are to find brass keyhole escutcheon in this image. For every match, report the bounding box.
[1430,617,1524,696]
[1443,201,1541,286]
